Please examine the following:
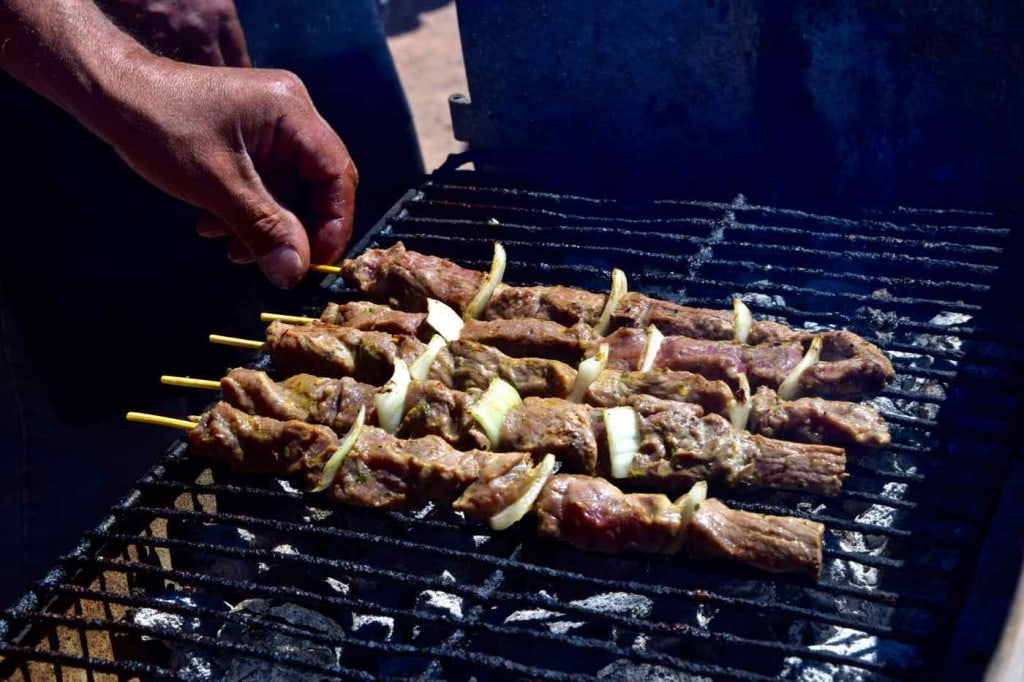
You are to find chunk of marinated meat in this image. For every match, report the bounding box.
[449,339,577,397]
[462,318,598,364]
[320,301,430,339]
[485,283,606,327]
[748,385,891,448]
[534,474,687,554]
[585,368,734,414]
[399,380,488,450]
[500,397,599,475]
[686,499,824,579]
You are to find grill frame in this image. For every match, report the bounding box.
[1,157,1021,680]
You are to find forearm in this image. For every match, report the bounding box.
[0,0,153,142]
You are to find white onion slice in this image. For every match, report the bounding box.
[726,374,752,431]
[567,343,609,403]
[605,406,640,478]
[778,335,823,401]
[733,298,753,344]
[594,268,628,335]
[426,298,464,342]
[375,359,411,434]
[464,242,506,321]
[489,453,557,531]
[666,480,708,553]
[312,405,365,493]
[469,378,523,448]
[639,325,664,372]
[409,334,447,381]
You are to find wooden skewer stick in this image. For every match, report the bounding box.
[310,264,341,274]
[125,412,196,430]
[209,334,264,349]
[261,312,318,324]
[187,415,202,423]
[161,375,221,389]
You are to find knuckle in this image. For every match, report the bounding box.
[266,70,308,101]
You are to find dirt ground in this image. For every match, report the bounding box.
[384,1,468,172]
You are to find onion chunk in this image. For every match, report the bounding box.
[376,359,411,434]
[604,406,640,478]
[666,481,708,553]
[469,378,523,448]
[489,454,557,530]
[313,406,365,492]
[778,336,823,400]
[639,325,664,372]
[426,298,464,342]
[733,298,753,344]
[464,242,506,320]
[567,343,609,403]
[726,374,752,431]
[595,269,628,335]
[409,334,447,381]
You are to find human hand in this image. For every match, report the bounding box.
[98,0,250,67]
[94,57,358,288]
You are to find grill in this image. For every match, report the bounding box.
[1,157,1021,680]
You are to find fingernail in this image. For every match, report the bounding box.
[260,246,303,288]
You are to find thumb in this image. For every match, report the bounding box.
[213,166,311,289]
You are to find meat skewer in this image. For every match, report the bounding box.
[127,403,825,578]
[210,322,890,449]
[163,367,849,496]
[218,318,885,401]
[262,299,891,400]
[336,242,893,391]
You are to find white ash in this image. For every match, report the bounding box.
[276,479,301,494]
[737,292,788,309]
[325,577,350,595]
[912,333,962,354]
[415,590,463,619]
[549,620,586,635]
[351,613,394,641]
[695,603,719,628]
[414,501,436,519]
[272,544,299,556]
[504,607,564,624]
[632,633,648,652]
[871,288,893,300]
[569,592,653,619]
[597,659,709,681]
[439,570,457,583]
[472,534,491,547]
[930,311,972,326]
[780,625,921,680]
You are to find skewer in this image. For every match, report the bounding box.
[310,264,341,274]
[209,334,264,349]
[125,412,196,430]
[260,312,318,324]
[161,376,220,389]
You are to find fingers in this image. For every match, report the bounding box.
[196,213,229,238]
[218,9,252,68]
[281,119,359,266]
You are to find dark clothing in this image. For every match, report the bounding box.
[0,0,422,607]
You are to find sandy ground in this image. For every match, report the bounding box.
[385,1,468,172]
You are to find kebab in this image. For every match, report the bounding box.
[330,241,894,393]
[163,367,848,496]
[224,311,888,401]
[214,319,890,448]
[126,402,825,578]
[263,297,891,400]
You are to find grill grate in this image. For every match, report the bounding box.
[2,162,1021,680]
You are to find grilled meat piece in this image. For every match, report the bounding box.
[265,321,453,386]
[218,370,846,495]
[747,385,891,448]
[535,474,824,577]
[448,339,578,397]
[594,328,892,399]
[340,243,893,388]
[462,318,599,364]
[686,498,824,578]
[222,363,880,457]
[320,301,430,340]
[190,402,533,516]
[190,404,824,577]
